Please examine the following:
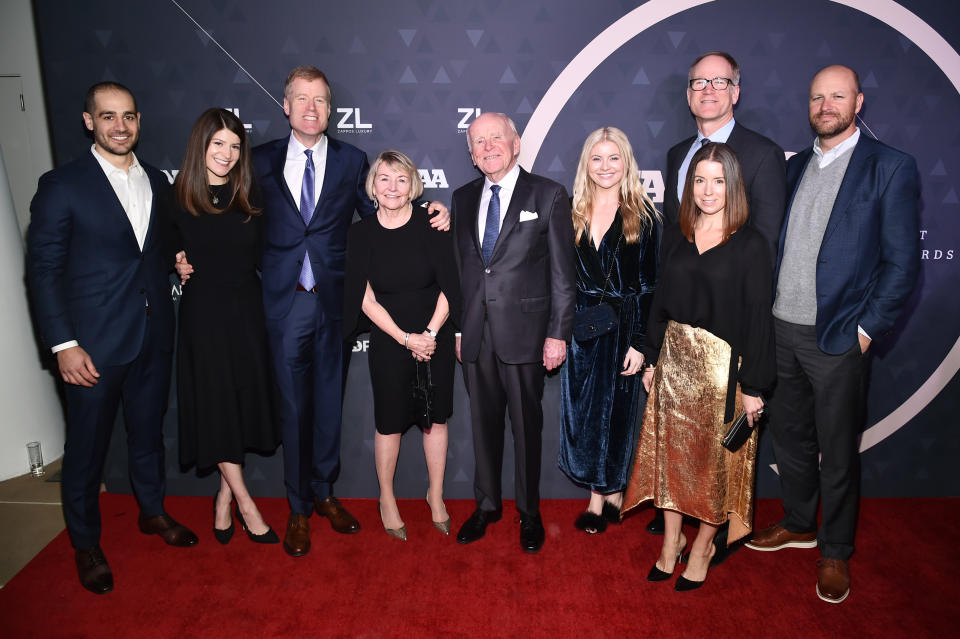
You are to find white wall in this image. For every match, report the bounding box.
[0,0,64,480]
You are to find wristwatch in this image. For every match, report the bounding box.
[425,328,437,338]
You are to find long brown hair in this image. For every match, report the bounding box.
[678,142,748,244]
[572,127,658,245]
[175,108,259,216]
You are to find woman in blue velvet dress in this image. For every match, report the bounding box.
[559,127,660,534]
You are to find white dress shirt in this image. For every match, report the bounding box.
[813,127,860,169]
[477,162,521,242]
[676,117,736,197]
[283,133,328,211]
[52,147,154,354]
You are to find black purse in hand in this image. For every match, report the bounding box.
[573,234,622,342]
[721,408,764,452]
[410,359,436,429]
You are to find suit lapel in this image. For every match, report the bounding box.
[313,137,344,224]
[269,140,300,219]
[84,153,142,250]
[141,166,164,251]
[489,169,530,261]
[821,137,874,246]
[464,180,485,259]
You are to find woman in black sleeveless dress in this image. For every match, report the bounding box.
[343,150,460,540]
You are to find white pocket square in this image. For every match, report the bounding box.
[519,210,539,222]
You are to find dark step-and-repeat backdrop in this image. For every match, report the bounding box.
[33,0,959,499]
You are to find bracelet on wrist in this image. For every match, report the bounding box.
[404,332,410,348]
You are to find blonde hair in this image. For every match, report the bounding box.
[572,127,658,244]
[365,150,424,204]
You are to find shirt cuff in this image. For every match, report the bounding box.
[51,340,78,354]
[857,325,871,340]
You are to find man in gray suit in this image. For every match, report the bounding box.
[452,112,576,553]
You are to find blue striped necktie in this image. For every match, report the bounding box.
[298,149,316,291]
[480,184,501,264]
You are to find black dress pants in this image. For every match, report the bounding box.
[768,319,865,560]
[462,321,545,517]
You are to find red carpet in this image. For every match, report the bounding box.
[0,495,957,638]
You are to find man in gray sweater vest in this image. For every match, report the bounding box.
[745,66,920,605]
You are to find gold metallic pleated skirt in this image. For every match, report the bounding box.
[623,321,757,544]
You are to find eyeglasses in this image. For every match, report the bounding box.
[689,77,736,91]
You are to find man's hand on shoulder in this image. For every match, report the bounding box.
[57,346,100,387]
[543,337,567,371]
[427,201,451,231]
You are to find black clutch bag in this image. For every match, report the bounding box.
[573,303,619,341]
[721,409,762,452]
[410,360,436,429]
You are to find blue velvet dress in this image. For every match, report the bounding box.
[558,210,659,493]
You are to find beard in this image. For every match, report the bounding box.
[93,127,138,157]
[810,108,855,138]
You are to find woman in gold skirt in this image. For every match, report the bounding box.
[622,143,775,591]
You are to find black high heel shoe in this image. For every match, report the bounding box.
[213,492,234,545]
[601,501,622,525]
[675,545,716,592]
[647,542,686,582]
[235,506,279,544]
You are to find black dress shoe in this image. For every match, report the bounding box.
[520,514,545,554]
[646,510,665,534]
[75,546,113,594]
[138,513,199,547]
[675,574,705,592]
[456,508,502,544]
[213,493,234,545]
[574,511,607,534]
[235,506,280,544]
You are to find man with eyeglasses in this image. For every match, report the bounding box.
[647,51,786,562]
[662,51,785,260]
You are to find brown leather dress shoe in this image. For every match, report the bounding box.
[744,524,817,551]
[816,558,850,603]
[284,513,311,557]
[75,546,113,594]
[138,513,199,546]
[314,496,360,534]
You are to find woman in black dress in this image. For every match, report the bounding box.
[622,143,775,590]
[343,150,460,541]
[558,127,659,534]
[169,108,279,544]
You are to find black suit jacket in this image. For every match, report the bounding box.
[664,122,786,259]
[452,168,576,364]
[27,151,175,367]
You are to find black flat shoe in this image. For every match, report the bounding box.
[574,511,607,534]
[235,506,280,544]
[213,493,234,545]
[601,501,622,524]
[675,574,705,592]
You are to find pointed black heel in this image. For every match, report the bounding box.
[647,542,686,582]
[675,574,705,592]
[213,492,234,545]
[235,505,280,544]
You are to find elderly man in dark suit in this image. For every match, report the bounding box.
[648,51,787,563]
[745,65,920,605]
[452,112,576,553]
[251,66,449,557]
[27,82,197,595]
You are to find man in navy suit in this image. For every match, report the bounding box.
[27,82,197,595]
[252,66,449,556]
[745,66,920,604]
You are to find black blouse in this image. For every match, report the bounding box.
[644,222,776,399]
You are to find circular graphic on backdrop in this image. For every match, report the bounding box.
[520,0,960,453]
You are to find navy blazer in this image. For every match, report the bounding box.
[27,151,175,367]
[664,122,786,260]
[776,135,920,354]
[452,168,576,364]
[253,135,376,322]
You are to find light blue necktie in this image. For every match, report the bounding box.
[480,184,501,264]
[298,149,316,291]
